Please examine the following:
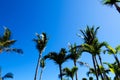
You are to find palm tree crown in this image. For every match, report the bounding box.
[62,67,78,80]
[0,27,23,53]
[33,32,48,54]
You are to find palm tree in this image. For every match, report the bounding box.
[79,26,108,80]
[33,32,48,80]
[39,58,45,80]
[62,67,78,80]
[44,48,69,80]
[0,27,23,54]
[103,0,120,13]
[68,43,82,80]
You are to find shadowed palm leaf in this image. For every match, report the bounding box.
[2,73,13,80]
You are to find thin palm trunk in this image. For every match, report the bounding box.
[114,3,120,13]
[74,60,78,80]
[113,54,120,78]
[59,64,63,80]
[39,68,43,80]
[113,54,120,66]
[92,56,98,80]
[98,55,109,80]
[94,56,104,80]
[34,53,42,80]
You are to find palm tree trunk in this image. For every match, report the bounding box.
[39,68,44,80]
[92,55,98,80]
[98,55,109,80]
[34,53,42,80]
[94,56,104,80]
[74,60,78,80]
[114,3,120,13]
[113,54,120,66]
[59,64,63,80]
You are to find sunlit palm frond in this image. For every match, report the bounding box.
[115,45,120,53]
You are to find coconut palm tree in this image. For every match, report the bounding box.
[0,27,23,54]
[33,32,48,80]
[39,58,45,80]
[44,48,69,80]
[103,0,120,13]
[62,67,78,80]
[68,43,82,80]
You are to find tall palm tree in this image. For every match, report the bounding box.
[103,0,120,13]
[44,48,69,80]
[79,26,108,80]
[68,43,82,80]
[62,67,78,80]
[33,32,48,80]
[0,27,23,54]
[39,58,45,80]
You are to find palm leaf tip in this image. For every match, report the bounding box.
[103,0,120,5]
[2,73,13,79]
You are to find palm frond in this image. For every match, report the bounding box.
[3,48,23,54]
[2,72,13,79]
[115,45,120,53]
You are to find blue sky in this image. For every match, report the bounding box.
[0,0,120,80]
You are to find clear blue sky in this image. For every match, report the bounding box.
[0,0,120,80]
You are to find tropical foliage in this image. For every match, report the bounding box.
[103,0,120,13]
[0,27,23,54]
[1,0,120,79]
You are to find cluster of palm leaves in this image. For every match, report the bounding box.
[0,26,23,80]
[103,0,120,13]
[34,26,120,80]
[0,27,23,53]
